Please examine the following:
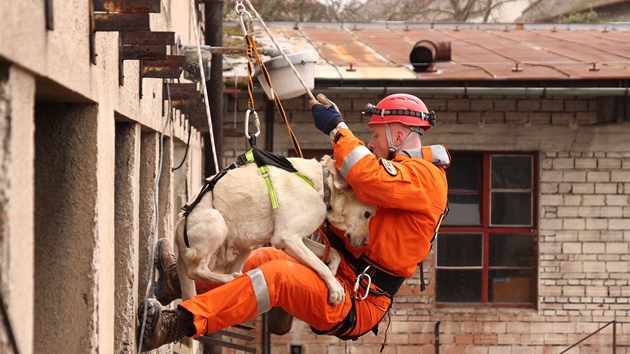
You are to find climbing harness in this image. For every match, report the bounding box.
[180,146,313,248]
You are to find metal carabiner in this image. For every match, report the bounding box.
[244,108,261,140]
[353,265,372,301]
[235,1,253,36]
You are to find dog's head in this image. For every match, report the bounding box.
[321,156,376,248]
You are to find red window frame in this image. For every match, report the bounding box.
[436,151,539,309]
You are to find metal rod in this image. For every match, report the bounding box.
[613,320,617,354]
[559,320,616,354]
[182,45,265,54]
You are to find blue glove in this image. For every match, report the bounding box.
[309,94,344,135]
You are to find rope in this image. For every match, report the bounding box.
[0,290,19,354]
[191,0,219,172]
[137,79,173,354]
[317,225,332,263]
[243,0,316,102]
[244,34,303,157]
[238,4,303,157]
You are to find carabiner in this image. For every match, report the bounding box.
[353,265,372,301]
[244,108,261,140]
[235,1,253,36]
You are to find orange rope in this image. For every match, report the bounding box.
[245,34,303,158]
[317,225,332,263]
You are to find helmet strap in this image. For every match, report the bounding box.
[385,124,420,160]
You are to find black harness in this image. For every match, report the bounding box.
[180,147,301,248]
[326,228,405,297]
[310,226,405,341]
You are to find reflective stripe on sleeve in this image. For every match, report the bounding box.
[339,145,371,178]
[246,268,271,315]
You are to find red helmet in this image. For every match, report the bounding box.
[364,93,436,130]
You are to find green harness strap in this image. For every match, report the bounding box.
[244,149,314,209]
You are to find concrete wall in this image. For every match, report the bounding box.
[0,1,204,353]
[223,91,630,354]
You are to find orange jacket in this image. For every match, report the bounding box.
[332,127,449,278]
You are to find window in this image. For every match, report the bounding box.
[436,152,537,307]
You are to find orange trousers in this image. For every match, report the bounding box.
[179,247,391,339]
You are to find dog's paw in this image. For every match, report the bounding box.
[328,282,345,305]
[227,271,242,281]
[325,249,341,276]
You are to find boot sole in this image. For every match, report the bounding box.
[154,238,171,306]
[137,298,161,352]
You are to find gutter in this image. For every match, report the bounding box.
[317,86,630,97]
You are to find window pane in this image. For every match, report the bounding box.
[447,159,479,190]
[491,156,532,189]
[491,192,532,225]
[489,270,533,303]
[489,233,534,267]
[437,233,482,267]
[443,194,480,225]
[437,269,482,302]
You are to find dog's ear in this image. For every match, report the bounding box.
[332,170,349,190]
[324,156,350,190]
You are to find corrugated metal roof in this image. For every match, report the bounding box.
[229,22,630,84]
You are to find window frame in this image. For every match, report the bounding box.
[436,151,539,309]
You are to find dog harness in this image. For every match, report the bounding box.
[181,147,313,248]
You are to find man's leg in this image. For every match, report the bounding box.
[153,240,297,304]
[139,252,352,351]
[180,257,350,336]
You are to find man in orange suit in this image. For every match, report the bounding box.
[138,93,450,351]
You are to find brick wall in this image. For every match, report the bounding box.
[218,91,629,354]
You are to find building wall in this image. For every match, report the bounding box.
[2,2,627,353]
[0,1,204,353]
[222,91,630,354]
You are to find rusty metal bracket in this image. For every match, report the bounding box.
[90,0,161,67]
[163,83,209,132]
[90,12,150,66]
[140,55,186,98]
[117,31,173,85]
[93,0,161,13]
[94,13,150,32]
[142,56,186,79]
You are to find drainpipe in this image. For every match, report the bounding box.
[204,0,224,176]
[319,86,630,97]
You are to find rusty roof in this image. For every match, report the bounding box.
[231,22,630,86]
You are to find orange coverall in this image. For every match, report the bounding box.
[179,127,449,339]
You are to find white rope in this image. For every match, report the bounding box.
[191,0,219,173]
[138,79,172,353]
[243,0,316,101]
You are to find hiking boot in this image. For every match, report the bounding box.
[154,238,181,305]
[137,298,190,352]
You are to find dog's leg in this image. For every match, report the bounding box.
[180,208,242,286]
[302,238,341,276]
[222,248,251,277]
[186,248,241,285]
[275,238,345,305]
[178,252,197,301]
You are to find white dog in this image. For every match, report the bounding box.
[174,155,375,305]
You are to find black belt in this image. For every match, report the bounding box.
[325,227,405,297]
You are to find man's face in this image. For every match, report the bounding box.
[367,124,389,159]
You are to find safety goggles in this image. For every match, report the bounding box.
[362,103,437,126]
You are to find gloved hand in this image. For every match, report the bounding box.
[309,93,344,135]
